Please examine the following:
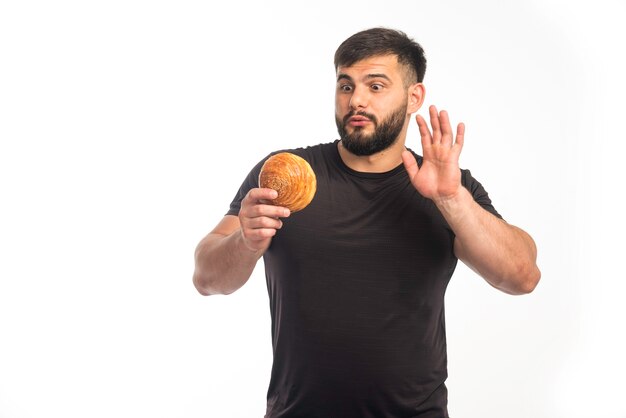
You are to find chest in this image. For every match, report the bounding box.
[270,172,455,276]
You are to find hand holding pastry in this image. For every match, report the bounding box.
[238,188,290,253]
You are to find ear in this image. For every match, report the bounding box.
[407,83,425,114]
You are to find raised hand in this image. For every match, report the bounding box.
[402,105,465,203]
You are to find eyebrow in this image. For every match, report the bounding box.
[337,73,353,82]
[336,73,392,82]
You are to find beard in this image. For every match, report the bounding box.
[335,102,407,156]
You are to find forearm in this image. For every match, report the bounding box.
[436,187,540,295]
[193,230,263,296]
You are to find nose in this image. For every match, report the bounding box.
[349,86,368,110]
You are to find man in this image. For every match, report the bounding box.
[193,27,540,418]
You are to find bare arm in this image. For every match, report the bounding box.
[193,188,290,296]
[438,188,539,294]
[402,105,540,295]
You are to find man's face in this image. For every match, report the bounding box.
[335,55,411,156]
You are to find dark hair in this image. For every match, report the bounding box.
[334,27,427,85]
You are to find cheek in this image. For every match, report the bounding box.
[334,94,345,108]
[383,93,404,107]
[335,97,348,117]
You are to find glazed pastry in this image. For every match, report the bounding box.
[258,152,317,212]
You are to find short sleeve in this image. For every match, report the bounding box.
[225,155,270,217]
[461,169,503,220]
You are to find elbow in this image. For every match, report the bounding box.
[193,243,223,296]
[193,264,226,296]
[192,270,239,296]
[508,263,541,295]
[522,265,541,294]
[193,272,212,296]
[488,261,541,295]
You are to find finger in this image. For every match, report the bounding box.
[455,122,465,150]
[243,226,277,243]
[240,215,283,246]
[448,122,465,162]
[416,114,432,151]
[246,187,278,202]
[401,150,419,182]
[243,203,290,220]
[243,188,291,218]
[245,213,284,228]
[439,110,453,147]
[429,105,442,143]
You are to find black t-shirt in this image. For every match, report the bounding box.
[227,141,501,418]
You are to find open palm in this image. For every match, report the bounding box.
[402,105,465,203]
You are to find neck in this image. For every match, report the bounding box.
[337,137,407,173]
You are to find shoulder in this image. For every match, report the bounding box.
[459,168,503,219]
[460,168,483,191]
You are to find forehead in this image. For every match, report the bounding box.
[336,54,402,79]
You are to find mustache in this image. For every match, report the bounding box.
[343,110,377,125]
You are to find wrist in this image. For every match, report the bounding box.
[433,186,472,221]
[433,185,467,206]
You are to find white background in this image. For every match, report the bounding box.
[1,1,625,417]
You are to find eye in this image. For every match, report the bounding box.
[370,83,384,92]
[338,84,353,93]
